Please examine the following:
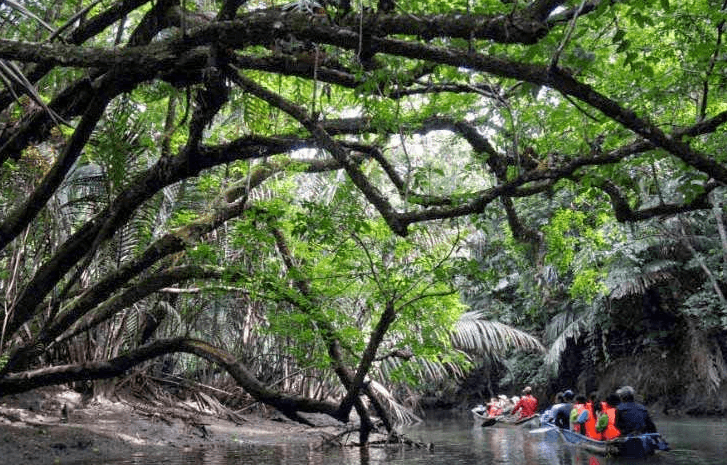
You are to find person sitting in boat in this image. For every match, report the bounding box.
[570,394,589,434]
[511,386,538,419]
[540,391,562,424]
[486,398,503,417]
[549,390,574,429]
[596,393,622,440]
[497,394,513,414]
[582,391,602,439]
[615,386,657,436]
[552,389,575,429]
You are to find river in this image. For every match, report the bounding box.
[107,412,727,464]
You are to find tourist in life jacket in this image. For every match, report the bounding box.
[582,391,601,439]
[596,393,622,440]
[511,386,538,419]
[570,394,589,434]
[486,397,503,417]
[615,386,657,435]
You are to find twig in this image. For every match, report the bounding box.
[550,0,588,70]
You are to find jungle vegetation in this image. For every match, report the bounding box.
[1,0,727,443]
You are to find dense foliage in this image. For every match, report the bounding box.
[1,0,727,440]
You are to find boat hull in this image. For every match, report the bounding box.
[534,424,669,458]
[471,409,540,428]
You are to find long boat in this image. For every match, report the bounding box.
[471,407,540,428]
[533,424,669,458]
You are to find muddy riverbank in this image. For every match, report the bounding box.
[0,387,350,465]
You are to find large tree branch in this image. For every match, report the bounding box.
[0,0,181,166]
[0,91,111,251]
[0,265,224,376]
[226,66,727,236]
[0,0,155,114]
[0,8,563,71]
[54,265,226,347]
[2,153,360,373]
[3,8,725,188]
[229,68,409,235]
[2,136,314,346]
[0,337,341,423]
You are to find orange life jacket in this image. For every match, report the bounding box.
[571,403,588,433]
[601,407,621,440]
[487,405,502,417]
[583,403,600,440]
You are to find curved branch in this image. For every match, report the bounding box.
[1,265,224,375]
[0,91,111,251]
[0,0,155,115]
[54,265,226,346]
[229,68,409,235]
[0,337,341,423]
[3,136,313,346]
[599,178,716,222]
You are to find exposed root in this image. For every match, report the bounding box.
[369,430,433,449]
[318,426,432,449]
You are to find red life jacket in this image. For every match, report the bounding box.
[512,395,538,419]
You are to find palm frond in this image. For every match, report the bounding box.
[543,309,592,372]
[0,59,66,125]
[366,379,422,425]
[450,311,544,356]
[544,307,582,343]
[606,265,676,299]
[688,328,727,394]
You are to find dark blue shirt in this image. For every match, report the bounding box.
[552,403,572,429]
[615,401,657,435]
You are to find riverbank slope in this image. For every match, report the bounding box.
[0,387,348,465]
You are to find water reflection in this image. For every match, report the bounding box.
[103,415,727,465]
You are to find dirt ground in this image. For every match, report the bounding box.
[0,387,350,465]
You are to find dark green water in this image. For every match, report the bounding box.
[100,413,727,464]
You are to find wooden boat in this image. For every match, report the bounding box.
[534,424,669,458]
[471,407,540,428]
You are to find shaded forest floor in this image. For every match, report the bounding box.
[0,387,351,465]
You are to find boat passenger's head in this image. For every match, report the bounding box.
[617,385,635,402]
[606,393,620,407]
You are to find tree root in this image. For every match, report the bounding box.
[319,426,432,449]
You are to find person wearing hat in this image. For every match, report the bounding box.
[614,386,657,435]
[539,392,563,424]
[553,389,575,429]
[511,386,538,420]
